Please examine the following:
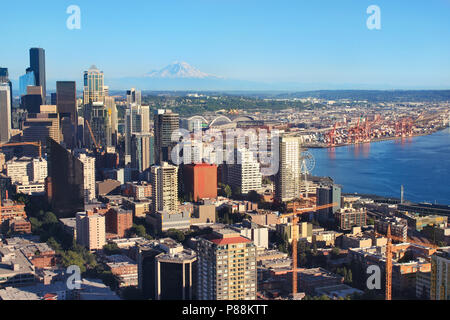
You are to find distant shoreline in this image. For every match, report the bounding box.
[305,126,449,149]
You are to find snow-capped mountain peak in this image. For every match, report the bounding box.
[146,61,216,79]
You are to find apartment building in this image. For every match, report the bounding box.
[76,211,106,251]
[430,247,450,300]
[196,229,257,300]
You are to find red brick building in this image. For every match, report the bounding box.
[0,199,27,224]
[183,164,218,201]
[105,208,133,238]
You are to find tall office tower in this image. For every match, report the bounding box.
[125,104,150,155]
[430,247,450,300]
[126,88,142,105]
[316,184,341,222]
[19,68,36,97]
[150,162,178,214]
[77,153,96,202]
[29,48,46,103]
[56,81,78,149]
[22,105,61,147]
[0,67,9,83]
[76,211,106,251]
[56,81,77,148]
[227,149,262,195]
[103,85,109,97]
[104,96,118,146]
[131,133,154,172]
[140,105,150,133]
[196,229,257,300]
[83,65,104,104]
[84,102,112,148]
[46,138,85,218]
[154,109,179,165]
[0,67,13,116]
[21,85,44,113]
[0,84,12,143]
[130,104,150,133]
[275,136,302,203]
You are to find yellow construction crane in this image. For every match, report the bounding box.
[280,200,338,297]
[85,119,101,151]
[0,141,42,158]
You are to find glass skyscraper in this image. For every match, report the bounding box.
[83,65,104,104]
[57,81,78,148]
[29,48,46,103]
[19,69,36,96]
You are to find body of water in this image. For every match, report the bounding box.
[309,128,450,205]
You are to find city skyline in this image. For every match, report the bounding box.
[1,0,450,90]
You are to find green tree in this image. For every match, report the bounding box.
[103,243,121,255]
[247,190,261,203]
[167,229,186,243]
[42,212,58,225]
[223,185,232,198]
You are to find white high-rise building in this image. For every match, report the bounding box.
[228,149,262,194]
[6,157,47,183]
[6,157,32,184]
[125,103,150,155]
[0,84,12,143]
[275,136,302,202]
[31,158,47,183]
[77,153,96,202]
[151,162,178,214]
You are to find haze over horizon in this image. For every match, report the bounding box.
[2,0,450,91]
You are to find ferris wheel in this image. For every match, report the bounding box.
[300,151,315,174]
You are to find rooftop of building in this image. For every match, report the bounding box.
[0,287,41,300]
[0,198,25,208]
[315,284,363,298]
[434,247,450,260]
[77,278,121,300]
[59,217,77,228]
[105,254,137,268]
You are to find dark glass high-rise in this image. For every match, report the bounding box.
[29,48,46,104]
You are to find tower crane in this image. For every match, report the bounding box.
[375,225,438,300]
[280,200,338,297]
[85,119,101,152]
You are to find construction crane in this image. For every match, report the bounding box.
[85,120,101,151]
[376,225,438,300]
[0,141,42,158]
[385,225,393,300]
[280,200,338,297]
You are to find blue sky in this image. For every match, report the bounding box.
[1,0,450,89]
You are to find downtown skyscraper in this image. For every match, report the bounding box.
[56,81,78,148]
[29,48,46,103]
[154,109,179,165]
[275,135,302,202]
[0,83,12,143]
[83,65,104,104]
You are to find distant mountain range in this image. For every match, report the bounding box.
[10,61,450,93]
